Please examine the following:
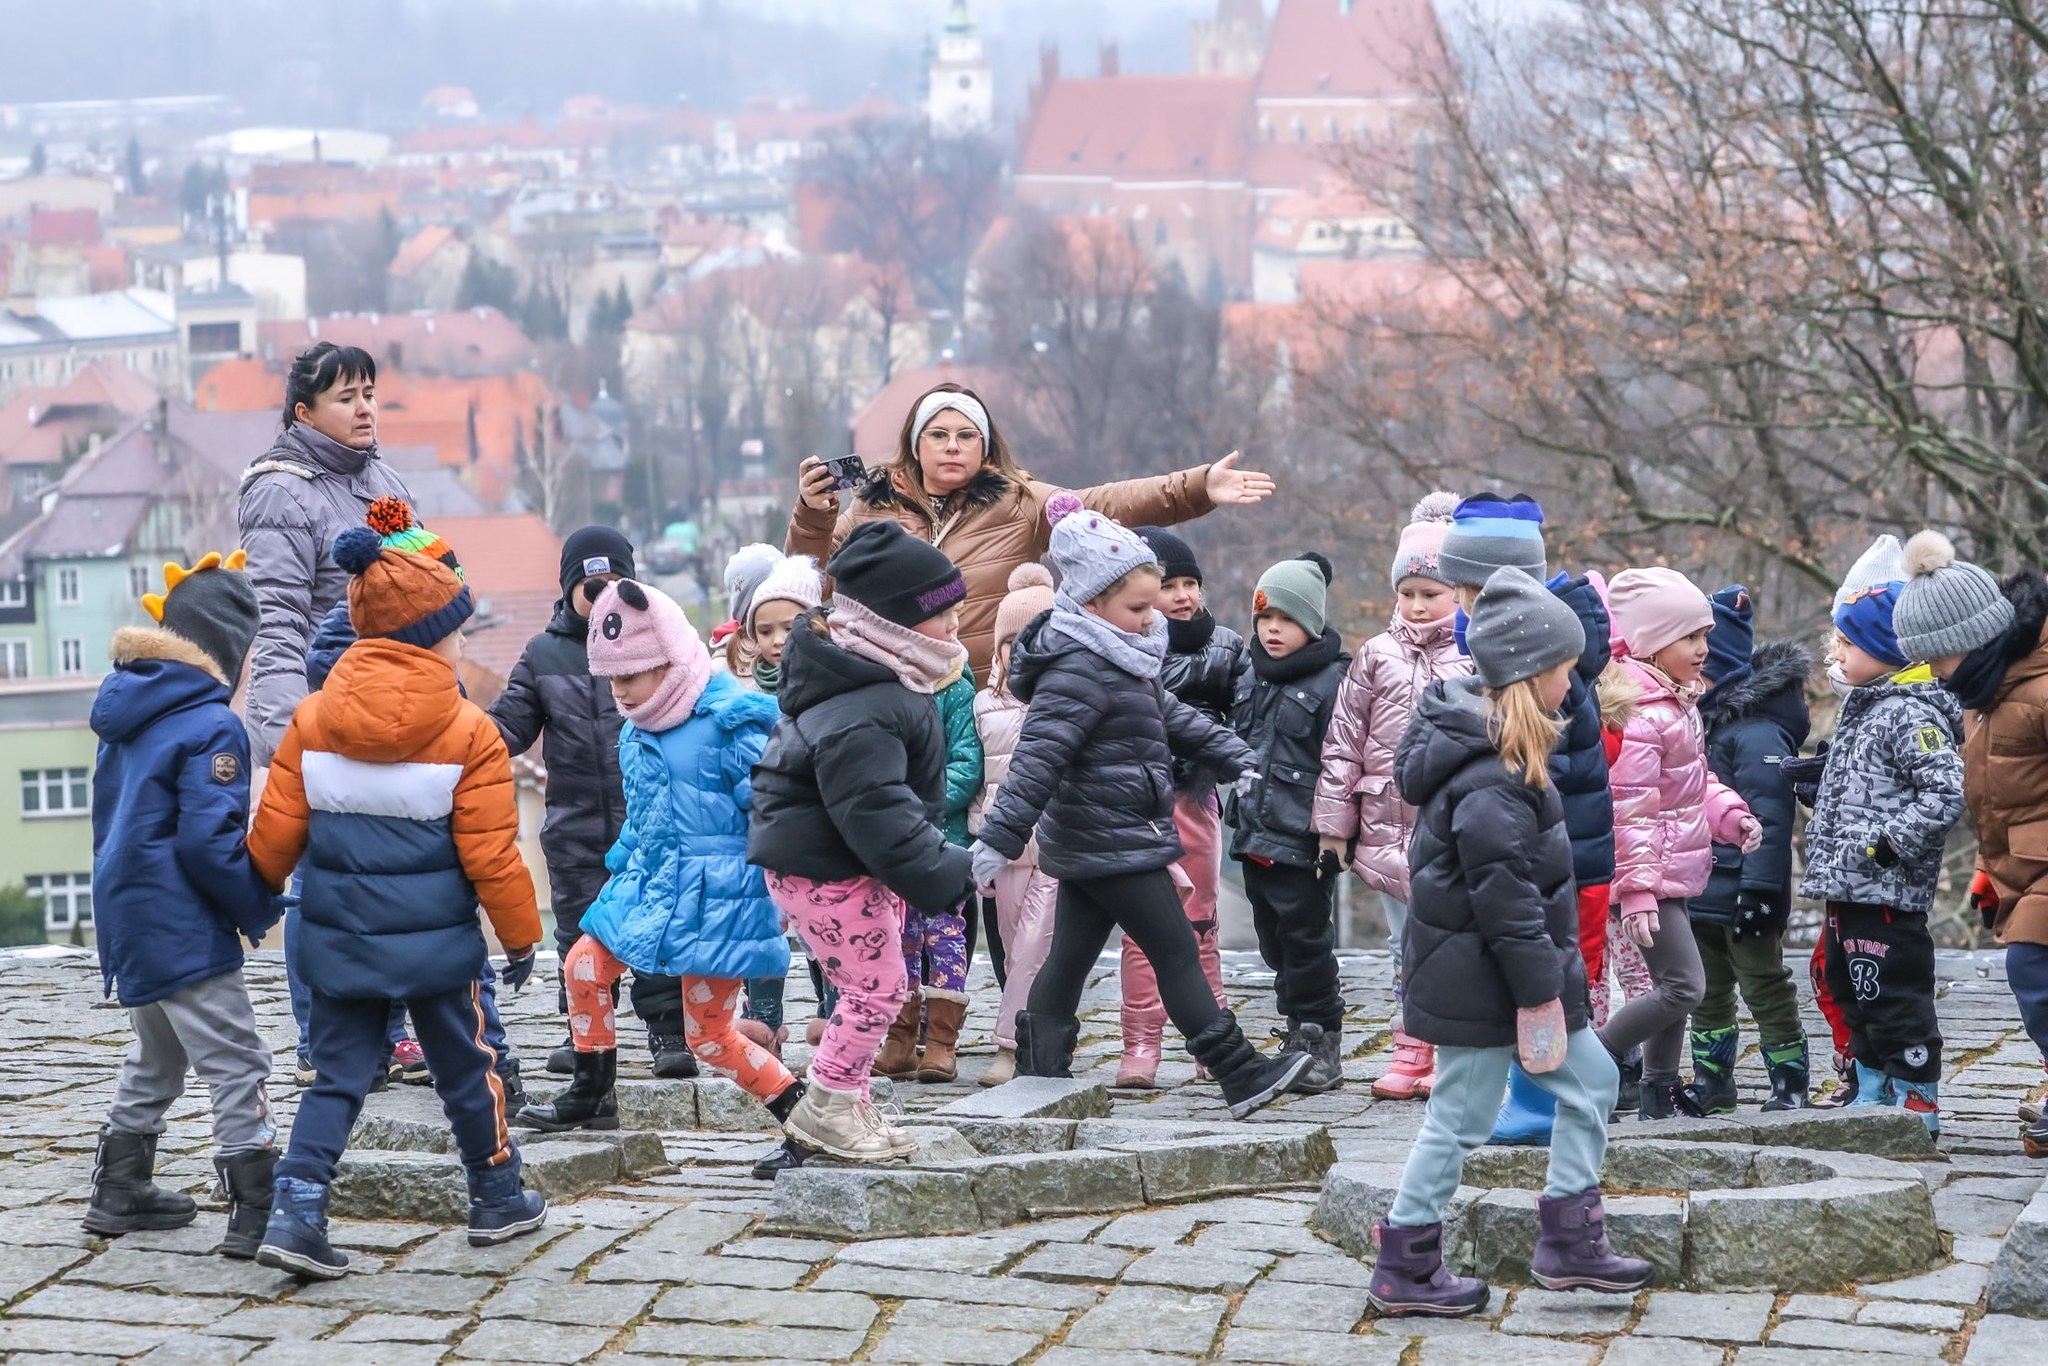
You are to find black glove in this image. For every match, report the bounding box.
[1729,891,1786,943]
[500,947,537,993]
[1317,848,1344,878]
[1869,834,1901,868]
[1780,740,1829,809]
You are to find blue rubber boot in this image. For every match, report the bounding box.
[255,1176,347,1280]
[466,1152,547,1247]
[1487,1063,1556,1146]
[1895,1079,1940,1137]
[1847,1061,1894,1107]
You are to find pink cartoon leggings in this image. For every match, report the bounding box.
[766,872,911,1093]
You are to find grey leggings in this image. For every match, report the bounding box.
[1597,898,1705,1078]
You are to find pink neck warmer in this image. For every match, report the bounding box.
[830,595,966,694]
[621,665,706,731]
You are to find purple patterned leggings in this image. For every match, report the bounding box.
[903,900,969,994]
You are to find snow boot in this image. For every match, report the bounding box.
[1612,1049,1643,1120]
[1847,1060,1894,1108]
[1115,1004,1164,1089]
[2025,1112,2048,1159]
[1531,1188,1655,1292]
[751,1082,811,1179]
[513,1049,618,1132]
[255,1176,347,1280]
[497,1057,528,1117]
[1488,1064,1556,1146]
[1896,1079,1940,1137]
[1638,1073,1701,1121]
[546,1034,575,1075]
[1292,1022,1346,1093]
[1366,1220,1489,1317]
[980,1048,1016,1087]
[647,1030,699,1079]
[83,1128,197,1236]
[1759,1039,1810,1112]
[783,1081,898,1163]
[872,994,923,1079]
[1682,1025,1739,1116]
[215,1148,276,1260]
[466,1153,547,1246]
[1190,1010,1313,1120]
[914,989,967,1083]
[1371,1029,1435,1100]
[1015,1011,1078,1079]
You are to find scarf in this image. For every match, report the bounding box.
[283,422,376,478]
[1631,655,1705,708]
[1249,626,1345,683]
[829,595,966,694]
[1166,609,1218,655]
[1045,592,1169,679]
[620,666,706,733]
[752,658,781,696]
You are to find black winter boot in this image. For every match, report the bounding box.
[498,1056,528,1116]
[83,1128,197,1236]
[546,1033,575,1075]
[513,1050,619,1131]
[1190,1011,1313,1120]
[751,1082,812,1181]
[1681,1026,1739,1115]
[1015,1012,1079,1079]
[1293,1023,1345,1093]
[1611,1050,1643,1120]
[1638,1074,1701,1122]
[647,1030,700,1079]
[215,1149,277,1259]
[1760,1039,1810,1112]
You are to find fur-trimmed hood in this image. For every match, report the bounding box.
[855,464,1017,518]
[93,628,235,747]
[1700,640,1813,729]
[1598,659,1642,732]
[110,625,231,686]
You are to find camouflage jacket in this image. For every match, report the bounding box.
[1797,668,1964,915]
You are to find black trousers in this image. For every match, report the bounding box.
[1243,859,1345,1031]
[551,860,683,1033]
[970,891,1007,988]
[1026,869,1226,1043]
[1822,901,1941,1083]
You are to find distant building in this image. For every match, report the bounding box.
[0,289,181,405]
[0,675,99,937]
[0,359,162,512]
[130,242,309,322]
[385,226,473,313]
[254,307,539,378]
[0,175,118,224]
[1191,0,1269,76]
[927,0,996,136]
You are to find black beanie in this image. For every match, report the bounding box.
[1136,526,1201,585]
[827,521,966,628]
[151,554,261,686]
[560,526,636,600]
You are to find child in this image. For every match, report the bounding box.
[970,497,1310,1118]
[85,552,281,1256]
[747,521,976,1162]
[513,581,805,1146]
[1597,567,1762,1120]
[1115,526,1244,1089]
[972,564,1060,1087]
[1800,552,1968,1134]
[1315,493,1469,1099]
[1686,586,1813,1112]
[1230,552,1353,1092]
[249,512,547,1277]
[1368,567,1652,1315]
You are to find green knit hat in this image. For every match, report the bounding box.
[1254,554,1333,637]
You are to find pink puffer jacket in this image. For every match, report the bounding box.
[1312,613,1469,900]
[971,685,1038,866]
[1604,656,1750,916]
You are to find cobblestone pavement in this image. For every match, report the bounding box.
[2,942,2044,1365]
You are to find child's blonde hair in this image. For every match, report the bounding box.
[1486,678,1565,787]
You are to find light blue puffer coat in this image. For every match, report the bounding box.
[580,672,788,980]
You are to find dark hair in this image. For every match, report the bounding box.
[884,382,1029,519]
[282,343,377,428]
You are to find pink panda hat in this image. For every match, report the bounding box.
[587,578,711,730]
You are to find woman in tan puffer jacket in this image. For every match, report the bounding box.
[1312,494,1470,1098]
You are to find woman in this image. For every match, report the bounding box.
[785,382,1276,682]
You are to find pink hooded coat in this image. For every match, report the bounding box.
[1311,612,1470,899]
[1603,655,1751,916]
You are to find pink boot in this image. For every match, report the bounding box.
[1372,1029,1436,1100]
[1117,935,1166,1089]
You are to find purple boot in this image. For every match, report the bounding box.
[1367,1220,1490,1317]
[1531,1188,1654,1292]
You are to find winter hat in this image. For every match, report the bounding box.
[1704,585,1755,684]
[744,553,822,635]
[1466,565,1587,688]
[1834,582,1908,671]
[1893,530,2017,662]
[723,543,783,631]
[827,520,967,628]
[1391,491,1462,590]
[332,510,474,651]
[559,525,635,602]
[1836,534,1905,608]
[362,497,462,580]
[1607,567,1713,660]
[1136,526,1202,585]
[1254,553,1334,637]
[585,578,712,728]
[994,562,1055,653]
[1045,492,1157,604]
[1437,492,1548,589]
[142,549,261,686]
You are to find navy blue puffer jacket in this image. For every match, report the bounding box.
[1547,572,1616,889]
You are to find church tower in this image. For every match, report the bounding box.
[927,0,994,135]
[1190,0,1267,77]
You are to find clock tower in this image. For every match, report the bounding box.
[927,0,994,135]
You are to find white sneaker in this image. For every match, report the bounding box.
[784,1082,897,1162]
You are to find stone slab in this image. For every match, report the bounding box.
[1118,1129,1337,1203]
[934,1077,1112,1121]
[761,1165,985,1239]
[328,1140,647,1222]
[1987,1187,2048,1316]
[1687,1178,1940,1292]
[942,1118,1079,1155]
[961,1149,1147,1225]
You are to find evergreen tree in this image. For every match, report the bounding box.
[125,137,146,196]
[29,143,46,175]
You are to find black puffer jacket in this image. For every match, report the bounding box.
[1397,677,1590,1048]
[1549,573,1616,889]
[1692,641,1812,925]
[488,603,628,924]
[979,610,1255,881]
[1163,611,1250,793]
[747,609,970,911]
[1228,629,1350,867]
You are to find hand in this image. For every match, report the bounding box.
[1730,892,1779,943]
[1781,742,1829,809]
[499,946,537,993]
[1735,814,1764,855]
[1517,998,1569,1074]
[1623,904,1660,947]
[1317,834,1351,867]
[797,455,841,514]
[1970,869,2000,930]
[969,840,1008,893]
[1869,834,1901,868]
[1233,768,1261,798]
[1203,451,1276,507]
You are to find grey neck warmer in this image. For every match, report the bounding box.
[1046,592,1169,680]
[284,423,376,478]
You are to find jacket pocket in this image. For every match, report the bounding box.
[2009,818,2048,863]
[1261,761,1318,835]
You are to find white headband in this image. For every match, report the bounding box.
[911,391,991,450]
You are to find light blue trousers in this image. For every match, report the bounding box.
[1388,1026,1619,1225]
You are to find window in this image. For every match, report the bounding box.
[55,567,80,606]
[188,321,241,354]
[0,640,27,678]
[20,767,89,816]
[25,873,92,934]
[0,577,23,607]
[59,637,83,674]
[128,564,151,599]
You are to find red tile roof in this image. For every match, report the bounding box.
[435,515,564,683]
[1020,76,1254,181]
[1256,0,1451,102]
[259,309,539,378]
[632,255,915,336]
[28,209,99,246]
[388,225,459,280]
[0,360,163,471]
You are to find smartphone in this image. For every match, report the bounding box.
[824,454,867,491]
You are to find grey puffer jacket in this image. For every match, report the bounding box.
[237,426,411,764]
[1798,671,1965,915]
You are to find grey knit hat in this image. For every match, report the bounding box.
[1254,554,1332,637]
[1894,531,2014,661]
[147,551,262,686]
[1045,492,1158,604]
[1466,565,1586,688]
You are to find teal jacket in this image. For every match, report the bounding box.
[939,666,984,848]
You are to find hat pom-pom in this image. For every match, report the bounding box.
[1411,491,1460,523]
[1008,563,1054,592]
[1903,530,1956,579]
[364,496,413,537]
[1297,550,1335,584]
[332,526,383,576]
[1045,491,1083,527]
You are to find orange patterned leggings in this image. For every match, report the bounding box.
[564,935,796,1102]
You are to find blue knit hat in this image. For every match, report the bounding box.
[1704,585,1754,685]
[1437,493,1547,589]
[1834,581,1908,671]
